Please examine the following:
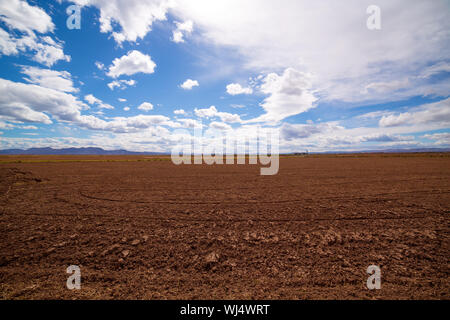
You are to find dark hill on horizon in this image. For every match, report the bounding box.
[0,147,164,155]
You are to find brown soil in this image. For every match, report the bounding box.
[0,154,449,299]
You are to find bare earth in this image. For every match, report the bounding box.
[0,154,449,299]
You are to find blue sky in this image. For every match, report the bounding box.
[0,0,449,152]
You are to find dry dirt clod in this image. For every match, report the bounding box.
[205,252,220,264]
[121,250,130,257]
[131,239,140,246]
[101,244,120,256]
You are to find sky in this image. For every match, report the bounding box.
[0,0,449,153]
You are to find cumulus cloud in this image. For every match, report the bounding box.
[31,37,71,66]
[0,122,39,130]
[194,105,218,118]
[172,20,193,43]
[226,83,253,95]
[107,50,156,78]
[0,78,185,135]
[0,29,70,67]
[20,65,77,93]
[176,118,202,128]
[422,132,450,145]
[180,78,199,90]
[107,79,136,90]
[72,0,174,43]
[0,78,86,124]
[174,109,185,115]
[95,61,105,70]
[194,105,242,123]
[77,114,173,133]
[281,123,322,141]
[84,94,114,109]
[137,102,154,111]
[379,98,450,127]
[248,68,317,123]
[172,0,450,103]
[68,0,449,103]
[0,1,70,66]
[209,121,231,131]
[0,0,54,34]
[360,133,414,142]
[0,28,19,55]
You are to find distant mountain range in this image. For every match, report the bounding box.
[0,147,164,155]
[316,148,450,154]
[0,147,448,155]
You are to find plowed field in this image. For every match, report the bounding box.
[0,154,449,299]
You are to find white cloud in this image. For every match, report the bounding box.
[72,0,174,44]
[247,68,317,123]
[123,106,130,111]
[0,0,54,34]
[20,66,77,93]
[0,78,87,124]
[95,61,105,70]
[364,79,409,94]
[174,109,185,115]
[84,94,114,109]
[107,50,156,78]
[137,102,154,111]
[21,125,38,130]
[0,29,70,67]
[423,132,450,145]
[226,83,253,95]
[77,114,173,133]
[194,105,242,123]
[209,121,231,131]
[107,79,137,90]
[0,1,71,66]
[278,120,422,152]
[360,133,414,142]
[177,118,202,128]
[195,105,217,118]
[107,81,121,90]
[67,0,449,103]
[118,98,127,102]
[379,98,450,127]
[172,0,450,103]
[84,94,100,105]
[0,122,40,130]
[281,123,322,141]
[172,20,193,43]
[0,78,184,135]
[0,121,16,130]
[420,62,450,79]
[180,78,199,90]
[0,28,18,55]
[31,39,71,67]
